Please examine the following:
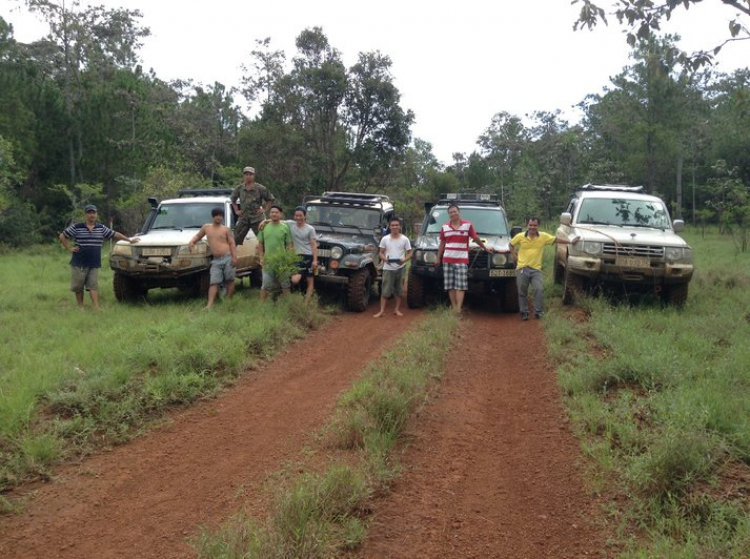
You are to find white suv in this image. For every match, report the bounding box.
[109,189,260,301]
[555,184,694,306]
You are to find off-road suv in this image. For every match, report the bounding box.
[109,189,260,301]
[555,184,694,306]
[302,191,394,312]
[407,193,521,311]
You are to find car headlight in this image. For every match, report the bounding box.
[423,251,437,264]
[491,253,508,266]
[111,244,133,257]
[330,246,344,260]
[583,241,603,256]
[665,246,691,262]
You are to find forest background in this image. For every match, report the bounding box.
[1,0,750,249]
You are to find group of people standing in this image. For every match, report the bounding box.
[59,164,579,317]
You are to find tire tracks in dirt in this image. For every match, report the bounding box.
[359,308,608,558]
[0,304,424,559]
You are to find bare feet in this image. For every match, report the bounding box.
[373,311,384,318]
[394,310,403,316]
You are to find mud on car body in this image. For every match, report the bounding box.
[555,184,694,306]
[109,189,260,301]
[407,193,522,311]
[303,191,395,312]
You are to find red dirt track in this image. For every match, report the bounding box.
[0,303,607,558]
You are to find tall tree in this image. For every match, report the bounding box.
[22,0,149,185]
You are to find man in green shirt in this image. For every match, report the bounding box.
[257,205,293,301]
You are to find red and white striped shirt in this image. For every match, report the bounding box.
[439,220,477,264]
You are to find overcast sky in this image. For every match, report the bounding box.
[3,0,747,164]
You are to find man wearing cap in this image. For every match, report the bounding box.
[59,204,139,309]
[230,166,275,246]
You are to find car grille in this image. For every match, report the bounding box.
[468,251,489,269]
[603,243,664,258]
[317,242,333,267]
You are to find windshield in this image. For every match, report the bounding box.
[306,205,381,229]
[576,198,670,229]
[150,203,223,230]
[424,207,509,236]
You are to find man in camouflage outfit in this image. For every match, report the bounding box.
[230,166,275,246]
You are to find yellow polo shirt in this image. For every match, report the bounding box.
[510,231,556,270]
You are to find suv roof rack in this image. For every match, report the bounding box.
[177,188,234,198]
[578,184,644,193]
[304,191,391,206]
[437,192,500,205]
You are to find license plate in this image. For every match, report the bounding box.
[616,256,650,269]
[142,248,171,256]
[317,249,331,257]
[489,269,516,277]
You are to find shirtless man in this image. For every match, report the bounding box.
[189,207,238,308]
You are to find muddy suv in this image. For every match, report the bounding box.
[407,193,521,311]
[555,184,694,306]
[109,189,260,301]
[302,191,394,312]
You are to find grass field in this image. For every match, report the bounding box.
[0,244,327,492]
[544,227,750,556]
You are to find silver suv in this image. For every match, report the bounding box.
[109,189,260,301]
[555,184,694,306]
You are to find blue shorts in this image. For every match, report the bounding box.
[262,269,291,291]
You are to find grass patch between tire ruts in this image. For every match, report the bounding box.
[193,309,459,558]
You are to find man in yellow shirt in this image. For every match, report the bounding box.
[510,217,580,320]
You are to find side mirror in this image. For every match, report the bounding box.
[560,212,572,226]
[673,219,685,232]
[510,226,522,237]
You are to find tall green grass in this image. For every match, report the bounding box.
[544,227,750,556]
[0,244,327,490]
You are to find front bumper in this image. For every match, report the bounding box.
[566,255,693,284]
[110,255,210,279]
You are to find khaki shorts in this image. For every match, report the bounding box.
[381,266,405,298]
[70,266,99,292]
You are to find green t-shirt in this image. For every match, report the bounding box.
[258,222,291,256]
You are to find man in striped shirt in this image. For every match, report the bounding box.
[59,204,139,309]
[435,204,494,313]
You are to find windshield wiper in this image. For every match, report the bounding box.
[579,221,620,227]
[624,223,666,230]
[149,225,180,230]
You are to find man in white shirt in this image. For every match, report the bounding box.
[374,218,412,318]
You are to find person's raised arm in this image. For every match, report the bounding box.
[189,226,206,249]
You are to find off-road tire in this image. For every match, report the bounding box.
[250,267,263,289]
[501,278,520,313]
[190,270,211,299]
[347,269,372,312]
[562,267,585,305]
[113,272,146,302]
[407,268,426,308]
[553,259,564,285]
[663,283,688,307]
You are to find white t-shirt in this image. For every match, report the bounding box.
[379,234,412,271]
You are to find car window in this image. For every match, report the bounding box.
[576,198,670,228]
[151,203,218,229]
[425,208,509,235]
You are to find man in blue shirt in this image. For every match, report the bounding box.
[59,204,139,309]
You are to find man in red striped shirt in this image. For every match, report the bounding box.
[435,204,494,313]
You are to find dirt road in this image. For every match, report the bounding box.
[360,308,607,558]
[0,303,606,558]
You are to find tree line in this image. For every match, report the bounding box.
[1,1,749,248]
